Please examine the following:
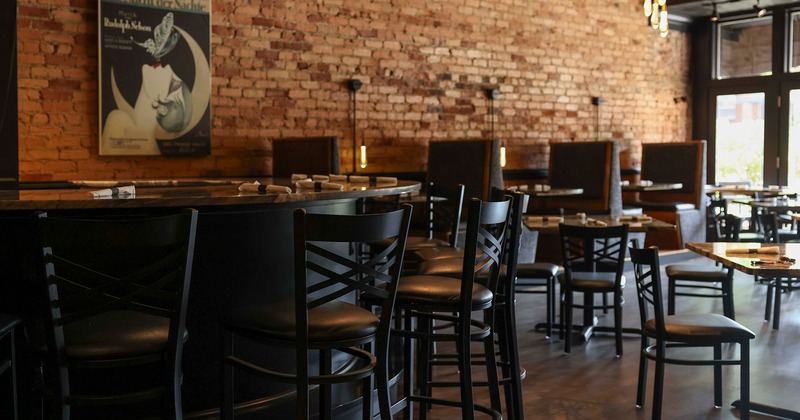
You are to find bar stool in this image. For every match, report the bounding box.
[220,205,412,419]
[33,209,198,419]
[415,191,526,420]
[0,314,21,420]
[391,197,511,420]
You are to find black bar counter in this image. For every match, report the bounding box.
[0,179,420,418]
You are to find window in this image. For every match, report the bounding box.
[717,17,773,79]
[790,12,800,72]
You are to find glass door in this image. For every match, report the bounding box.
[713,92,766,185]
[709,85,779,186]
[780,83,800,189]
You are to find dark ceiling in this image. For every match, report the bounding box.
[668,0,800,20]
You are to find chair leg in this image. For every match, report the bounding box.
[740,341,751,420]
[546,276,555,339]
[456,317,475,420]
[636,336,648,408]
[504,300,524,420]
[614,289,623,358]
[774,279,783,330]
[564,290,573,353]
[494,308,514,419]
[559,288,566,340]
[320,349,332,420]
[713,343,722,407]
[652,341,666,420]
[402,311,414,420]
[482,331,502,416]
[765,281,774,322]
[221,330,234,420]
[362,373,373,420]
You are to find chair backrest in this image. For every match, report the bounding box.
[724,213,743,241]
[458,197,512,315]
[35,209,198,369]
[641,141,707,208]
[547,140,622,214]
[707,198,728,241]
[272,136,340,177]
[425,183,465,246]
[489,188,528,300]
[559,223,629,284]
[294,204,412,348]
[629,246,666,335]
[427,139,503,202]
[757,212,780,243]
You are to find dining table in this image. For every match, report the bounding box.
[686,241,800,419]
[621,181,683,192]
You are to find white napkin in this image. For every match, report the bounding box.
[89,185,135,198]
[328,175,398,185]
[533,184,551,192]
[617,215,653,223]
[586,218,607,226]
[527,216,564,223]
[238,182,291,194]
[726,246,781,255]
[312,175,330,182]
[295,180,344,190]
[291,174,309,182]
[639,180,654,187]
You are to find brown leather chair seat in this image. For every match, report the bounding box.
[395,275,493,310]
[644,313,754,342]
[559,271,625,291]
[221,301,379,344]
[665,264,727,281]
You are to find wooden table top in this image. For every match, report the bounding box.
[523,214,676,234]
[511,185,584,197]
[686,242,800,277]
[622,182,683,192]
[0,179,422,211]
[732,198,800,212]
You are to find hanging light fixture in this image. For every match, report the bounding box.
[487,88,506,168]
[711,2,719,21]
[359,133,367,169]
[644,0,669,38]
[754,0,766,17]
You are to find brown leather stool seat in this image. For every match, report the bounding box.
[395,275,494,309]
[665,264,733,319]
[221,301,379,344]
[645,314,754,342]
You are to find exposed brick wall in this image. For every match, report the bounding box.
[16,0,691,181]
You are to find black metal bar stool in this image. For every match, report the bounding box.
[415,190,526,419]
[220,205,412,419]
[390,197,511,420]
[0,314,21,420]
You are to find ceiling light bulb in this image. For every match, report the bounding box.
[757,7,766,17]
[651,7,659,29]
[500,145,507,168]
[659,8,669,35]
[658,0,666,6]
[644,0,653,17]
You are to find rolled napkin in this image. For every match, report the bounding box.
[620,180,630,186]
[586,218,608,226]
[533,184,551,192]
[238,182,292,194]
[295,180,344,191]
[617,215,653,223]
[527,216,564,224]
[291,174,309,182]
[312,175,330,182]
[639,180,654,187]
[726,246,781,255]
[88,185,135,198]
[328,175,398,185]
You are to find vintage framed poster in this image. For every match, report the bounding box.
[99,0,211,156]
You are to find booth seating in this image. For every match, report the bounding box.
[271,136,341,178]
[630,141,707,249]
[427,139,503,204]
[543,140,624,215]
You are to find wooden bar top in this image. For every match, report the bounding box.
[0,179,421,211]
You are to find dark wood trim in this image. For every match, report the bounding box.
[0,1,18,189]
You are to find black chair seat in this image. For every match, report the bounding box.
[665,264,728,281]
[395,275,493,309]
[222,300,379,344]
[645,314,755,342]
[64,310,181,360]
[560,271,625,292]
[516,262,559,279]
